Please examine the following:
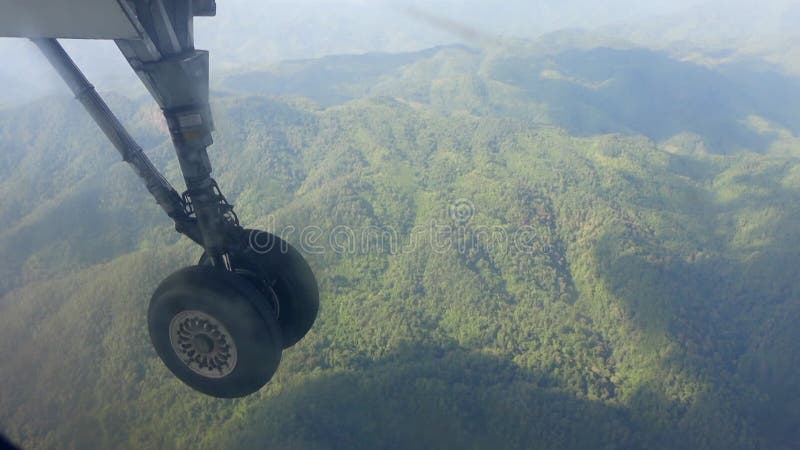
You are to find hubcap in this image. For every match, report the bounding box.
[169,310,238,378]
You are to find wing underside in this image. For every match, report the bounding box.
[0,0,140,39]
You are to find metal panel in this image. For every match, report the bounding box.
[0,0,139,39]
[193,0,216,17]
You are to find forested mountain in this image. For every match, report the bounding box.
[224,42,800,152]
[1,39,800,450]
[1,0,797,104]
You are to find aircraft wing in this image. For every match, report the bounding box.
[0,0,216,40]
[0,0,140,39]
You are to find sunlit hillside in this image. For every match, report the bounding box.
[1,36,799,449]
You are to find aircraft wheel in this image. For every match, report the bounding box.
[200,229,319,349]
[148,265,282,398]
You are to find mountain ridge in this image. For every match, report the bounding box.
[1,40,799,449]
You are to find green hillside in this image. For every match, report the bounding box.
[1,43,799,449]
[223,42,800,154]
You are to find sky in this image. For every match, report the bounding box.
[0,0,795,106]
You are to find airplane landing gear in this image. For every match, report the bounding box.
[148,265,283,398]
[149,229,319,398]
[23,5,320,398]
[199,229,320,349]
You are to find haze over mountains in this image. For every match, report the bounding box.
[1,0,798,106]
[1,1,800,449]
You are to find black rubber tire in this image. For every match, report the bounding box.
[200,229,319,349]
[148,265,282,398]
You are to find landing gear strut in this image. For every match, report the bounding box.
[30,2,319,397]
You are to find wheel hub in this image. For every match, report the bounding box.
[169,310,238,378]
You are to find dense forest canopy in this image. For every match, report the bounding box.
[1,6,800,450]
